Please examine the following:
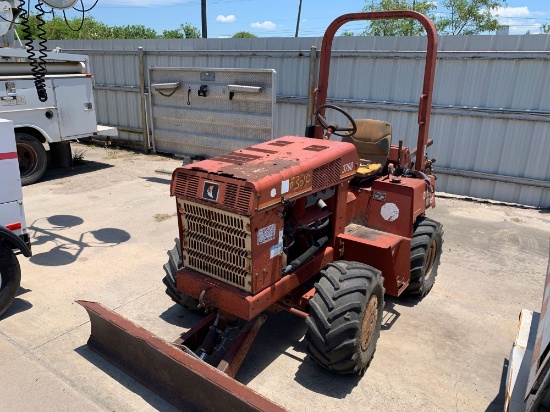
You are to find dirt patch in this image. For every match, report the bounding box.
[153,213,177,222]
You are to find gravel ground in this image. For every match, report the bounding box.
[0,142,548,411]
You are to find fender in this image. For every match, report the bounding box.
[0,225,32,257]
[15,124,52,144]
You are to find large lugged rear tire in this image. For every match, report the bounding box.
[16,133,48,186]
[404,217,443,297]
[305,261,385,375]
[162,239,199,310]
[0,243,22,318]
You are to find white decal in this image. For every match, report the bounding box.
[1,96,16,106]
[341,162,354,174]
[257,223,276,244]
[381,203,399,222]
[281,179,290,194]
[271,188,277,197]
[278,229,283,243]
[270,242,283,258]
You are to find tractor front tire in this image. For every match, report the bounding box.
[404,217,443,297]
[305,261,384,375]
[162,239,199,310]
[16,133,48,186]
[0,243,22,318]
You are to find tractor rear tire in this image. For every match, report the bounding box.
[16,133,48,186]
[404,217,443,297]
[0,243,21,318]
[305,261,384,375]
[162,239,200,310]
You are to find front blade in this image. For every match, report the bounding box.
[77,300,284,412]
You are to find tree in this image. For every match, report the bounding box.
[437,0,502,35]
[16,15,111,40]
[16,15,160,40]
[232,31,258,38]
[162,29,184,39]
[182,23,201,38]
[110,25,158,39]
[162,23,201,39]
[341,30,356,36]
[542,24,550,34]
[361,0,504,36]
[362,0,438,36]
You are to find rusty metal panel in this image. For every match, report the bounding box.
[149,67,276,157]
[176,247,335,321]
[77,300,285,412]
[339,224,410,296]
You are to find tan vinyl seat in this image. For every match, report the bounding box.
[342,119,392,177]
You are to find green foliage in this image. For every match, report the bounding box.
[161,29,184,39]
[362,0,438,36]
[16,15,201,40]
[232,31,258,38]
[16,15,158,39]
[161,23,201,38]
[542,24,550,34]
[181,23,201,38]
[437,0,503,35]
[341,30,356,36]
[109,25,158,39]
[72,148,86,165]
[361,0,504,36]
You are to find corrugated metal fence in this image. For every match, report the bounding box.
[49,35,550,208]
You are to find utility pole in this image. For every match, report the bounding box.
[201,0,207,38]
[295,0,303,37]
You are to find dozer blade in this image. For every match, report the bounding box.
[77,300,285,412]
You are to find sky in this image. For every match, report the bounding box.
[58,0,550,37]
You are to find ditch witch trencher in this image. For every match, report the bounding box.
[79,11,442,411]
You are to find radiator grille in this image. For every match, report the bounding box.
[173,172,200,198]
[180,200,252,291]
[312,159,341,189]
[174,172,252,214]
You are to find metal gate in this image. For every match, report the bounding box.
[149,67,276,158]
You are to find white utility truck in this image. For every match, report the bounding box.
[0,47,99,185]
[0,0,113,185]
[0,118,31,318]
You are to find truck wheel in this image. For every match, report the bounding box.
[16,133,48,186]
[0,243,22,318]
[162,239,200,310]
[404,217,443,297]
[305,261,385,375]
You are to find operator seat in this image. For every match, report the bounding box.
[342,119,392,179]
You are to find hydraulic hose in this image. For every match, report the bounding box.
[282,236,328,275]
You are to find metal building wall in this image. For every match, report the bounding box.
[49,35,550,207]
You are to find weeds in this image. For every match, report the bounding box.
[72,148,86,165]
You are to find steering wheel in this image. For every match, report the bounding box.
[315,104,357,138]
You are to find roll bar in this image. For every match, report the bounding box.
[314,11,438,172]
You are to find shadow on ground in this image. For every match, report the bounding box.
[40,160,113,183]
[159,304,209,330]
[74,345,178,412]
[486,358,508,411]
[141,176,172,185]
[156,292,415,399]
[28,215,130,267]
[0,298,32,320]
